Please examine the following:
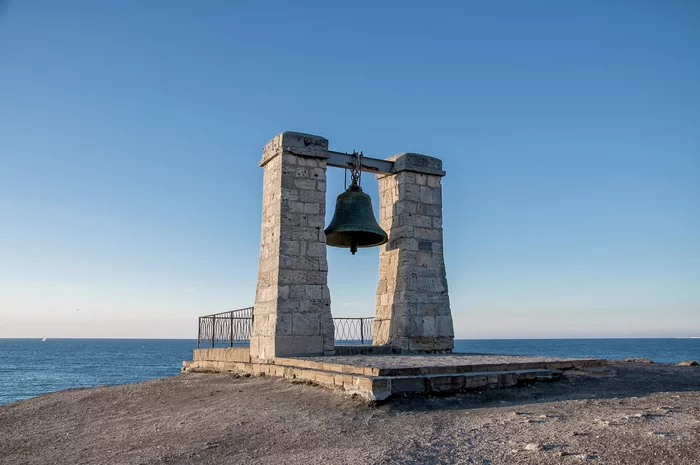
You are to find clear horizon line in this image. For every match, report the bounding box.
[1,336,698,341]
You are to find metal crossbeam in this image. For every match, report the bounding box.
[284,147,394,174]
[326,150,394,175]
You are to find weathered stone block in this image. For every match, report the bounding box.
[422,316,436,337]
[273,335,325,357]
[192,347,251,363]
[427,375,465,392]
[334,373,353,386]
[473,363,508,372]
[388,152,445,176]
[463,375,489,389]
[390,377,426,394]
[496,373,519,387]
[292,313,321,336]
[408,338,436,352]
[314,372,336,386]
[436,316,455,337]
[371,378,391,394]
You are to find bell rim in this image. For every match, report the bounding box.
[324,231,388,249]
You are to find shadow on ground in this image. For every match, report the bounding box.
[386,362,700,413]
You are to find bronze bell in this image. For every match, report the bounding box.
[324,182,388,254]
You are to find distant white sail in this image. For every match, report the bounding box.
[42,337,47,342]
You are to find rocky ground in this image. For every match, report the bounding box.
[1,361,699,465]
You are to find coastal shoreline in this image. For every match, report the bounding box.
[1,361,699,464]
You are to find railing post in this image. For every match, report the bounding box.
[211,314,216,348]
[360,318,364,345]
[230,312,234,347]
[197,317,201,348]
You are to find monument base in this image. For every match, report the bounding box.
[183,349,606,401]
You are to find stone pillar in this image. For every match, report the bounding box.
[250,132,334,361]
[374,153,454,352]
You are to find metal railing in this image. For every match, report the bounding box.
[197,308,373,347]
[198,307,253,348]
[333,317,374,345]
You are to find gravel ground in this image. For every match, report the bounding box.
[1,362,699,465]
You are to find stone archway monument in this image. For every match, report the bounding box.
[184,131,605,401]
[250,131,454,361]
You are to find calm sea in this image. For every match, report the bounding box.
[1,338,699,406]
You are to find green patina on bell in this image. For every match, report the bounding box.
[324,182,389,254]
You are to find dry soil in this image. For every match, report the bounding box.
[1,361,699,464]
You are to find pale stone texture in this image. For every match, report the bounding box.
[374,153,454,352]
[193,347,251,363]
[250,132,334,361]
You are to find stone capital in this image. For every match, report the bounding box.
[385,152,446,177]
[260,131,330,167]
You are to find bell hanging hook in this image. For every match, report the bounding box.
[350,150,364,187]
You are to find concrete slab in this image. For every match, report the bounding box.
[293,353,605,376]
[183,351,605,401]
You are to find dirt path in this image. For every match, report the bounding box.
[1,362,699,464]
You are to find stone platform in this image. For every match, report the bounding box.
[183,348,606,401]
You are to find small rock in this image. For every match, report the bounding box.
[677,360,699,367]
[524,442,543,451]
[649,431,673,437]
[630,412,660,420]
[625,357,653,363]
[576,453,594,461]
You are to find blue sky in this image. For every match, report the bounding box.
[0,0,698,338]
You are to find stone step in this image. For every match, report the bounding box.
[183,353,605,401]
[182,357,562,401]
[274,355,599,377]
[282,365,561,401]
[384,369,560,396]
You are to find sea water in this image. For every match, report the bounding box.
[1,338,698,406]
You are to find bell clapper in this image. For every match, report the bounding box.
[351,236,358,255]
